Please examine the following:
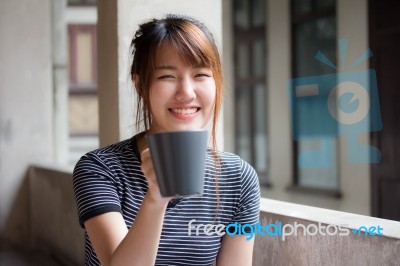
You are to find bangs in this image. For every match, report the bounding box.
[155,22,216,69]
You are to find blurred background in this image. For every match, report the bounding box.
[0,0,399,264]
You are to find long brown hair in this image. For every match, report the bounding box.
[130,14,223,216]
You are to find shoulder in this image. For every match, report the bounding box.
[89,137,136,160]
[206,150,259,191]
[216,151,260,223]
[73,137,138,180]
[214,150,257,177]
[76,138,132,163]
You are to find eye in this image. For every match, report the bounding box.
[194,67,212,78]
[158,75,175,79]
[195,73,211,78]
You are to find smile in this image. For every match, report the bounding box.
[169,108,200,115]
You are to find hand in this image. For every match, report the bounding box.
[140,148,173,205]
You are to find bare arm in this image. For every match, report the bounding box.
[84,148,172,266]
[216,234,254,266]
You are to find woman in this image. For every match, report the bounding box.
[73,14,260,266]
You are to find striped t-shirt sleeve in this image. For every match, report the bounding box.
[232,159,260,225]
[72,153,121,227]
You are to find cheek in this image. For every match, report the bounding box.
[149,87,162,115]
[206,84,217,108]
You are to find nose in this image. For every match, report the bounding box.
[175,77,196,102]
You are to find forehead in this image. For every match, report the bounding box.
[154,44,182,65]
[154,42,207,68]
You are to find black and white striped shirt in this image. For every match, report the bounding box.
[73,133,260,266]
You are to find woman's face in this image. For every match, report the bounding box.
[148,44,216,133]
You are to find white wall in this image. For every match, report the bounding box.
[0,0,53,247]
[98,0,223,147]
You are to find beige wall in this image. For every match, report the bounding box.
[0,0,53,248]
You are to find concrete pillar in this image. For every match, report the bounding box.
[52,0,69,164]
[97,0,119,147]
[222,0,234,152]
[97,0,223,147]
[337,0,370,215]
[0,0,53,248]
[266,0,292,192]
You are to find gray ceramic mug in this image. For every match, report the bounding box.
[146,130,208,198]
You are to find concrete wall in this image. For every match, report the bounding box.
[0,0,53,248]
[253,199,400,266]
[97,0,223,148]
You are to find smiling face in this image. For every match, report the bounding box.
[148,44,216,133]
[131,15,224,148]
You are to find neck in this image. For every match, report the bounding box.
[136,132,148,155]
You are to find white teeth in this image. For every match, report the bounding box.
[171,108,198,115]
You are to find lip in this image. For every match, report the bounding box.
[168,107,201,120]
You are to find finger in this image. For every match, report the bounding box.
[141,148,151,163]
[140,149,157,183]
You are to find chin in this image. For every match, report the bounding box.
[168,125,205,131]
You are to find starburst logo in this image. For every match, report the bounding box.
[287,39,382,168]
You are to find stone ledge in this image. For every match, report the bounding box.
[260,198,400,239]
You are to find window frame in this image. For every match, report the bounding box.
[68,23,98,137]
[68,24,97,94]
[67,0,96,7]
[289,0,341,196]
[233,0,270,186]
